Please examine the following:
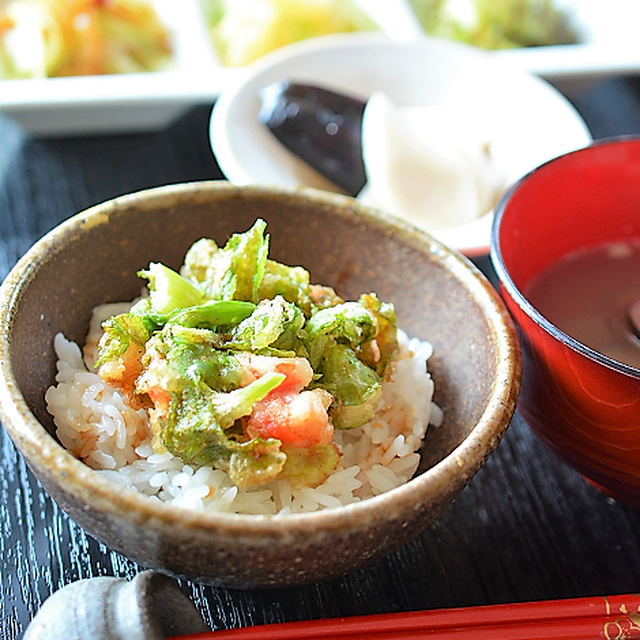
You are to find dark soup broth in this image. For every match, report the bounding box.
[525,239,640,369]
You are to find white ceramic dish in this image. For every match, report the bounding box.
[209,33,592,256]
[0,0,636,137]
[0,0,224,136]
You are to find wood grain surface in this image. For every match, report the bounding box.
[2,78,640,638]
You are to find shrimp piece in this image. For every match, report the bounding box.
[236,353,314,392]
[145,384,171,418]
[237,353,334,447]
[247,387,334,448]
[97,341,145,408]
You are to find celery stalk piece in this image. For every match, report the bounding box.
[139,262,203,316]
[166,300,256,329]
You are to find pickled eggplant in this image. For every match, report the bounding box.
[258,80,367,196]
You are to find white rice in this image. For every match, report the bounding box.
[45,304,442,515]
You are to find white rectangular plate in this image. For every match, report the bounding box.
[492,0,640,94]
[0,0,637,136]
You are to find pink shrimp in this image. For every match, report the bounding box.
[246,387,334,448]
[237,354,335,448]
[237,353,314,392]
[97,341,146,409]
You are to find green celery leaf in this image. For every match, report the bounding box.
[316,343,382,429]
[305,301,378,346]
[226,296,305,353]
[159,372,287,486]
[96,313,151,366]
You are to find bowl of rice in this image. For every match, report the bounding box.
[0,182,520,587]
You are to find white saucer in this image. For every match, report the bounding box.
[210,32,592,256]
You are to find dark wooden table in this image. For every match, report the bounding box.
[2,74,640,638]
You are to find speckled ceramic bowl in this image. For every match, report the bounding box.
[0,182,520,588]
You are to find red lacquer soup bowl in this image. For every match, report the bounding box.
[491,137,640,505]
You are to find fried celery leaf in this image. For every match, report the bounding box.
[180,221,343,322]
[181,237,220,287]
[226,295,305,353]
[97,313,151,365]
[308,283,344,311]
[223,218,270,302]
[304,301,378,369]
[162,337,246,391]
[356,293,399,376]
[158,372,287,486]
[166,300,256,329]
[181,219,269,303]
[306,301,377,343]
[317,343,382,430]
[227,439,288,488]
[258,259,313,315]
[280,443,342,489]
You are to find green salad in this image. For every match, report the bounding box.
[0,0,173,79]
[408,0,579,49]
[96,219,399,489]
[200,0,378,67]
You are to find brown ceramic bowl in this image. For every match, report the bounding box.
[0,182,520,588]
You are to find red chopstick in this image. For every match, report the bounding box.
[172,593,640,640]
